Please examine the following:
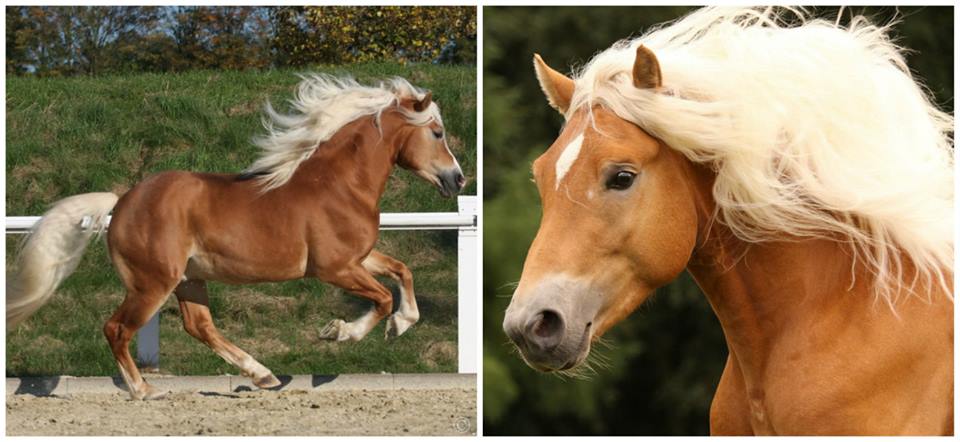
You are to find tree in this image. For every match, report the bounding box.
[7,6,161,76]
[6,8,31,74]
[171,7,272,71]
[7,6,476,77]
[269,6,312,67]
[73,7,162,75]
[9,7,80,76]
[271,6,476,66]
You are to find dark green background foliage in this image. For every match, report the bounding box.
[6,6,476,76]
[7,63,475,376]
[483,6,952,435]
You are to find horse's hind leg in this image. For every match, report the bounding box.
[103,284,172,400]
[174,280,281,389]
[362,250,419,338]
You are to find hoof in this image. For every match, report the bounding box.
[385,313,417,338]
[131,383,167,401]
[254,373,282,389]
[318,319,346,340]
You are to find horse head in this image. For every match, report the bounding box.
[393,91,465,198]
[503,47,701,372]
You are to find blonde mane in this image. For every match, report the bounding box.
[570,7,954,305]
[245,75,441,191]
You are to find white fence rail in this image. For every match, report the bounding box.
[5,195,478,374]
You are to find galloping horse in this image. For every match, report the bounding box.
[8,75,465,400]
[502,7,953,435]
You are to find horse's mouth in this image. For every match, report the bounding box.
[417,169,464,198]
[437,169,465,198]
[438,182,454,198]
[525,344,591,373]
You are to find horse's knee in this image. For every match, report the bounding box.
[102,317,133,349]
[102,318,121,342]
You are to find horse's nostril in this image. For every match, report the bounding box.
[525,309,564,351]
[531,310,560,337]
[455,172,465,188]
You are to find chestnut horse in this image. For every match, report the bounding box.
[503,8,953,435]
[8,75,465,400]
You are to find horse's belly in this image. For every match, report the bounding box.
[184,249,307,284]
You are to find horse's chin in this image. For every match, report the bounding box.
[437,183,453,198]
[525,346,591,373]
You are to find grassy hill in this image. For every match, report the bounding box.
[6,62,476,376]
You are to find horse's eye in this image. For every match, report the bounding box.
[606,170,637,190]
[432,129,444,139]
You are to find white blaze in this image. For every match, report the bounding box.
[555,133,584,189]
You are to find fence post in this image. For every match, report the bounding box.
[457,195,478,373]
[137,313,160,372]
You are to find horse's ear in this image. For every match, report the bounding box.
[533,53,574,114]
[632,45,662,89]
[414,91,433,112]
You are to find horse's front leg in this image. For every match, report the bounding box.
[362,250,419,338]
[710,355,754,435]
[317,264,393,342]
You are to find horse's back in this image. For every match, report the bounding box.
[108,170,311,285]
[110,170,206,236]
[110,169,264,231]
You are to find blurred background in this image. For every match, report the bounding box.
[7,6,475,378]
[482,6,952,435]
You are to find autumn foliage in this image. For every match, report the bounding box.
[274,6,476,66]
[6,6,476,76]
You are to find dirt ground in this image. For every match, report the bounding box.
[6,388,476,436]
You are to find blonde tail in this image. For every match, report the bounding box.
[6,192,118,329]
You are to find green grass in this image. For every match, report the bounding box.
[6,62,475,377]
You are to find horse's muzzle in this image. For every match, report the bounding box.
[438,168,466,197]
[503,307,591,371]
[503,275,599,372]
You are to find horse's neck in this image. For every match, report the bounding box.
[681,159,876,379]
[286,116,403,212]
[687,230,862,350]
[676,158,953,433]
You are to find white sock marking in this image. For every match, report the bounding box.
[343,308,379,340]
